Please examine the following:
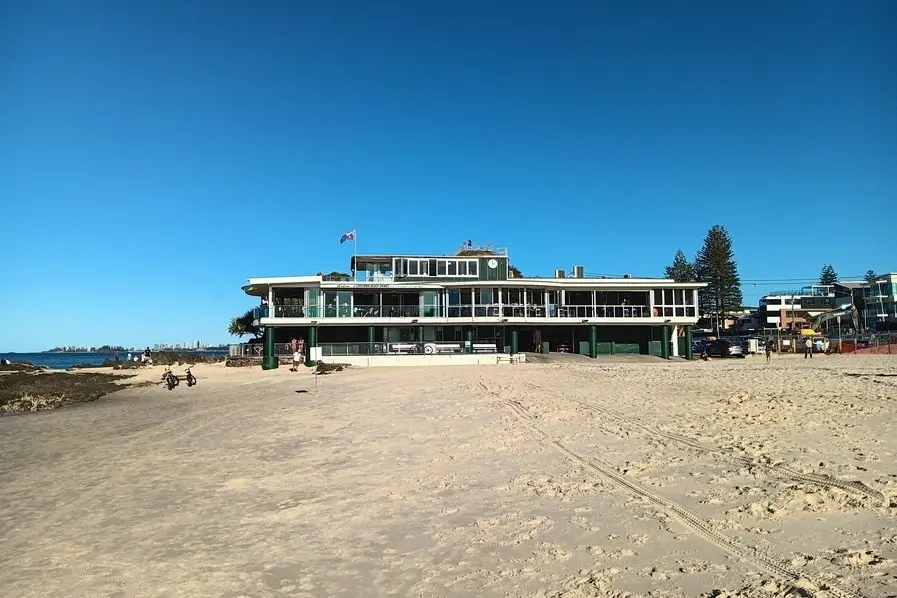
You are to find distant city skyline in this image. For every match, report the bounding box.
[43,341,226,353]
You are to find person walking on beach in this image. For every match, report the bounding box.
[114,350,120,363]
[765,338,775,363]
[289,337,306,372]
[804,337,813,359]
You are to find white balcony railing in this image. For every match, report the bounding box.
[255,304,662,320]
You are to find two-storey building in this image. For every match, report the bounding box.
[240,244,707,367]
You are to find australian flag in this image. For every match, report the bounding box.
[339,229,356,244]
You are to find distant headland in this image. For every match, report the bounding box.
[44,346,134,353]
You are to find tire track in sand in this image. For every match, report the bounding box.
[504,399,870,598]
[523,381,885,508]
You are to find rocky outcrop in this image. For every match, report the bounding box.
[0,361,48,373]
[148,352,227,366]
[0,372,141,414]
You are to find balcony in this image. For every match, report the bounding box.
[558,305,652,318]
[256,303,661,321]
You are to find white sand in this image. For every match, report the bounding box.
[1,355,895,597]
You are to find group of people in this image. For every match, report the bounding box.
[113,348,153,364]
[289,337,306,371]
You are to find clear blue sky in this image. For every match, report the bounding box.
[2,1,895,352]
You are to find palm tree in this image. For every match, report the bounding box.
[228,309,261,339]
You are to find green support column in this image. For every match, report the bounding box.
[685,326,693,360]
[466,329,474,354]
[661,326,670,360]
[306,327,317,366]
[262,326,278,370]
[368,326,375,355]
[418,325,425,345]
[589,325,597,358]
[510,329,518,355]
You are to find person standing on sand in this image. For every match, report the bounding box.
[766,338,775,363]
[289,337,306,372]
[804,337,813,359]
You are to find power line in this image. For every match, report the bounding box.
[583,270,874,285]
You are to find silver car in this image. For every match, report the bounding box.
[706,339,745,358]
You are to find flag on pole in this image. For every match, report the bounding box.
[339,229,356,244]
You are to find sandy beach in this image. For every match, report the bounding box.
[1,355,896,597]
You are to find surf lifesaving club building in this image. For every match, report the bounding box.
[240,241,707,368]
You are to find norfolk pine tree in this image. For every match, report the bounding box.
[694,225,743,330]
[819,264,839,286]
[664,250,695,282]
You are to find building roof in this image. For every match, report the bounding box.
[834,280,867,289]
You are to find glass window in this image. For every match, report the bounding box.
[337,291,352,317]
[684,289,694,304]
[419,260,429,276]
[654,289,662,305]
[468,260,478,276]
[408,260,418,276]
[663,289,673,305]
[437,260,447,276]
[447,261,457,276]
[457,261,467,276]
[422,291,439,317]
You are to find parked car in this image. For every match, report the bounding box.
[705,339,745,358]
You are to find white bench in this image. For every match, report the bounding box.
[472,343,497,353]
[388,343,417,354]
[435,343,461,354]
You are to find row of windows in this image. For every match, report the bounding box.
[394,258,479,277]
[761,296,834,309]
[653,288,696,306]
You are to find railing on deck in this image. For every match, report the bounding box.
[320,341,500,356]
[230,341,502,358]
[255,303,657,320]
[548,305,652,318]
[229,343,295,357]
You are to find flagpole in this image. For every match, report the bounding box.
[353,231,357,281]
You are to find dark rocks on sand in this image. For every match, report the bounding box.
[0,372,140,414]
[315,362,347,374]
[70,360,145,370]
[0,361,48,373]
[150,352,227,366]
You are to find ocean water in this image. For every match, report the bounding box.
[0,351,228,370]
